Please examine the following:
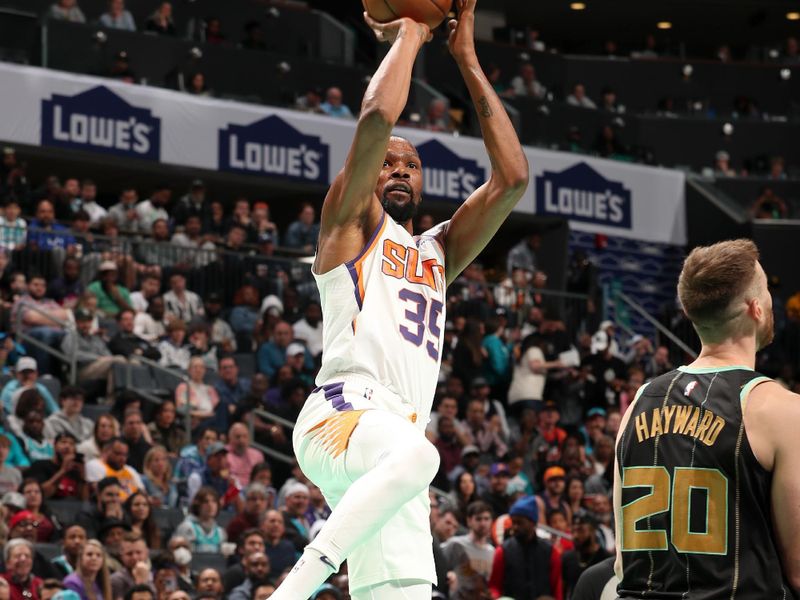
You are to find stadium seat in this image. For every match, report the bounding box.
[81,403,111,421]
[216,510,235,529]
[153,507,186,536]
[39,375,61,404]
[233,353,257,378]
[48,499,86,529]
[36,543,62,561]
[190,552,228,573]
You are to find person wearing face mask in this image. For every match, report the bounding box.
[487,496,563,599]
[165,538,193,594]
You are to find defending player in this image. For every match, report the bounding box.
[613,239,800,598]
[271,1,528,599]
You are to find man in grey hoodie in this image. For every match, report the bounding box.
[44,386,93,442]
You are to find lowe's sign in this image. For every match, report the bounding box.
[535,162,632,229]
[417,139,485,202]
[218,115,329,183]
[41,86,160,160]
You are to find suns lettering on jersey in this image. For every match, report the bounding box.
[381,239,445,292]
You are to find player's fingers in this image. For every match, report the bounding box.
[448,19,458,31]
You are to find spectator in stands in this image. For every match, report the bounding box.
[195,569,223,599]
[645,345,672,378]
[140,445,178,508]
[261,509,296,577]
[146,2,175,36]
[186,441,242,512]
[292,301,322,358]
[109,309,161,361]
[120,410,151,473]
[482,317,513,394]
[186,323,218,372]
[0,435,21,494]
[488,496,562,598]
[441,500,494,599]
[111,533,154,600]
[1,357,58,415]
[1,539,42,600]
[593,124,627,158]
[535,466,571,526]
[229,285,261,341]
[433,416,464,484]
[47,257,83,308]
[202,17,225,44]
[164,273,203,323]
[77,414,119,462]
[465,398,507,459]
[87,262,133,318]
[713,150,737,177]
[86,438,144,501]
[60,307,122,393]
[124,492,160,549]
[73,179,107,225]
[51,524,87,578]
[283,343,314,387]
[136,185,171,233]
[510,63,547,100]
[284,203,319,253]
[294,88,325,114]
[27,430,85,500]
[631,33,659,59]
[227,487,269,547]
[506,232,540,275]
[100,0,136,31]
[63,538,112,600]
[601,87,622,113]
[146,403,183,458]
[11,274,69,375]
[226,424,263,488]
[108,187,140,232]
[47,0,86,23]
[241,20,266,51]
[447,469,480,523]
[480,462,512,517]
[175,486,227,552]
[222,531,266,592]
[567,83,597,109]
[175,357,219,430]
[198,292,236,353]
[750,186,788,219]
[174,427,217,486]
[423,98,455,133]
[173,180,208,227]
[319,87,353,119]
[187,72,212,97]
[28,199,76,251]
[281,482,311,550]
[158,320,190,370]
[214,356,248,422]
[228,552,270,600]
[256,321,295,377]
[125,585,155,600]
[171,216,215,268]
[562,513,608,597]
[17,410,54,463]
[133,297,167,343]
[0,198,26,253]
[432,506,459,545]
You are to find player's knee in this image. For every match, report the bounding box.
[402,439,440,486]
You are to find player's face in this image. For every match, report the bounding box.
[377,138,423,224]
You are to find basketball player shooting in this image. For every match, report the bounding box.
[613,239,800,598]
[271,1,528,599]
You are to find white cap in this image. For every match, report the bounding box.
[285,343,306,357]
[590,331,609,354]
[260,294,284,316]
[285,482,310,497]
[16,357,37,372]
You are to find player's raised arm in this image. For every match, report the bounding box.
[319,15,431,231]
[441,0,529,285]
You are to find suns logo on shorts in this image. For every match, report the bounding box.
[684,381,698,397]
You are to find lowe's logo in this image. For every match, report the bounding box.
[535,162,632,228]
[41,86,160,160]
[417,139,484,202]
[219,115,328,183]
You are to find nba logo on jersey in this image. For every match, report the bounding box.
[684,381,698,396]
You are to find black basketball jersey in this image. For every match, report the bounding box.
[616,366,794,599]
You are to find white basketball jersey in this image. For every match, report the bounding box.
[313,211,447,429]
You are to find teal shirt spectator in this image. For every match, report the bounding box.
[257,342,314,378]
[482,334,512,386]
[87,280,132,318]
[0,426,30,469]
[0,380,59,415]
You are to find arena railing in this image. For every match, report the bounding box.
[615,290,698,361]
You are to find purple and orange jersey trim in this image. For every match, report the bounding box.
[345,211,387,311]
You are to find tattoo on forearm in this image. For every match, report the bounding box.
[478,96,493,118]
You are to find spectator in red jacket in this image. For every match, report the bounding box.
[488,495,563,599]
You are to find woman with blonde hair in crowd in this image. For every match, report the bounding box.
[76,414,119,461]
[175,357,219,430]
[64,539,113,600]
[141,445,178,508]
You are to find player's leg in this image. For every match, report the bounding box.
[351,579,433,600]
[271,409,439,599]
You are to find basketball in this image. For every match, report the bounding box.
[362,0,453,30]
